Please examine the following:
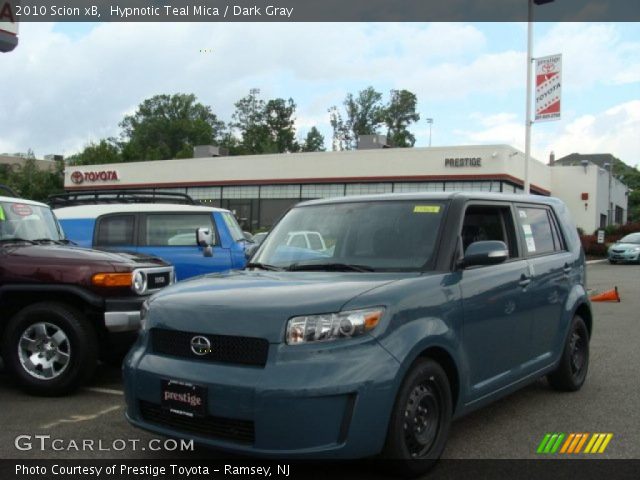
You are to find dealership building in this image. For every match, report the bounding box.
[63,142,629,234]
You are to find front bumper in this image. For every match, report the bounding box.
[608,251,640,262]
[123,335,401,458]
[104,297,145,332]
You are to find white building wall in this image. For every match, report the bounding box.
[64,145,551,194]
[550,164,629,233]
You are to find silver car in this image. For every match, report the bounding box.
[608,232,640,264]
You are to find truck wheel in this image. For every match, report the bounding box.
[383,359,452,476]
[1,302,98,396]
[547,315,589,392]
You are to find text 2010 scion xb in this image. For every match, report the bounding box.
[124,192,592,475]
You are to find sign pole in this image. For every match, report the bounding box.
[524,0,534,195]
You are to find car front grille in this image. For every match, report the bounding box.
[139,400,255,445]
[151,328,269,367]
[611,249,626,254]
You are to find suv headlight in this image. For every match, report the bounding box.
[286,308,385,345]
[132,270,146,295]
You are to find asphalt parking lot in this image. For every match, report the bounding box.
[0,262,638,462]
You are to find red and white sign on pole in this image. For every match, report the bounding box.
[535,54,562,122]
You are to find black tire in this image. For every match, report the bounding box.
[608,259,616,264]
[1,302,98,396]
[383,359,452,477]
[547,315,589,392]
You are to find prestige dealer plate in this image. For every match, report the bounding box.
[161,379,207,417]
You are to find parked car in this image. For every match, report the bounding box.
[0,189,174,395]
[123,192,592,475]
[51,190,248,280]
[608,232,640,264]
[285,230,327,251]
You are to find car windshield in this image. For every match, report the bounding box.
[0,201,63,242]
[253,200,446,271]
[619,233,640,244]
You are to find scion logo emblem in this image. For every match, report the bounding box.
[70,171,84,184]
[190,336,212,356]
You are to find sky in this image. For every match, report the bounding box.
[1,21,639,167]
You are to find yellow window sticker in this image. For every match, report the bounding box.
[413,205,441,213]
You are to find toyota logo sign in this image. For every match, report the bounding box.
[70,171,84,184]
[190,336,212,356]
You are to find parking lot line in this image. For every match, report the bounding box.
[41,405,122,429]
[83,387,125,396]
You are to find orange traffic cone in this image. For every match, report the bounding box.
[590,286,620,302]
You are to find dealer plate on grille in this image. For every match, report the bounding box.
[161,380,207,417]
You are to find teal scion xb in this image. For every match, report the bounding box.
[124,192,592,475]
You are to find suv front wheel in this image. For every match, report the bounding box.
[1,302,98,396]
[547,315,590,392]
[383,359,452,476]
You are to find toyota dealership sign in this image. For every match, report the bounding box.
[535,54,562,122]
[0,1,18,52]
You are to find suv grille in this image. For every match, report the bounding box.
[151,328,269,367]
[139,401,254,444]
[137,267,174,294]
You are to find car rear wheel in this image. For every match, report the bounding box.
[1,302,98,396]
[383,359,452,476]
[547,315,589,392]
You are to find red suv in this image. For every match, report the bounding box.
[0,187,174,395]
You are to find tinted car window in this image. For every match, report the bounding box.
[517,207,557,255]
[255,201,446,271]
[96,215,135,246]
[461,205,518,258]
[145,214,213,246]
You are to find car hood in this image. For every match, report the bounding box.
[2,244,168,269]
[610,243,640,251]
[148,270,404,343]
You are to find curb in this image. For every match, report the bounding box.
[586,259,608,265]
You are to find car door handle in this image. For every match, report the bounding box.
[563,264,572,274]
[519,275,531,288]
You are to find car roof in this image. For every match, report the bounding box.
[296,191,564,208]
[54,203,229,219]
[0,195,49,208]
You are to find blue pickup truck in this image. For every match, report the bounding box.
[52,191,248,280]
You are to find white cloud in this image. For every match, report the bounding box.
[536,23,640,89]
[456,101,640,168]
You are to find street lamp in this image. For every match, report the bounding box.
[426,118,434,147]
[524,0,555,195]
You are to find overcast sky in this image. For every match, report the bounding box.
[1,22,638,166]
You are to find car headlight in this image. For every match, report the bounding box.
[132,270,146,295]
[286,308,385,345]
[633,247,640,252]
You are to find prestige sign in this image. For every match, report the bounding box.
[70,170,119,184]
[445,157,482,167]
[0,0,19,53]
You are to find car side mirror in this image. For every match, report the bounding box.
[460,240,509,268]
[196,227,214,257]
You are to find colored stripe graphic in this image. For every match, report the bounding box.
[539,433,614,454]
[537,433,565,454]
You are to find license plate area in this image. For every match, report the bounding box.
[161,380,207,417]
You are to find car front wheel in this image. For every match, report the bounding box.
[547,315,589,392]
[1,302,98,396]
[383,359,452,476]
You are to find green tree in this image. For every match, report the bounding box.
[329,87,385,150]
[231,91,299,154]
[384,89,420,147]
[66,138,122,166]
[3,159,64,202]
[119,93,225,161]
[301,127,326,152]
